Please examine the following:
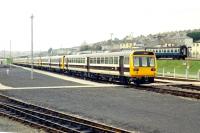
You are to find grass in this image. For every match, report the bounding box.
[157,60,200,78]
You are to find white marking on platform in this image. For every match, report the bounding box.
[0,85,120,90]
[0,83,13,89]
[13,65,118,86]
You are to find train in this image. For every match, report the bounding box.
[13,50,157,85]
[144,45,188,60]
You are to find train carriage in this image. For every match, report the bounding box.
[13,50,157,85]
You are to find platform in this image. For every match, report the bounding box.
[0,66,200,133]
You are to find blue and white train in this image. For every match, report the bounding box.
[145,45,188,60]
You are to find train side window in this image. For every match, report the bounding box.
[100,57,104,64]
[171,49,173,52]
[114,57,118,64]
[90,58,93,64]
[109,57,113,64]
[124,57,129,64]
[105,57,108,64]
[175,49,177,53]
[159,50,161,52]
[97,57,100,64]
[83,58,85,63]
[164,50,166,53]
[167,49,169,52]
[156,50,158,53]
[94,58,96,64]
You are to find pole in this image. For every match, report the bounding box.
[10,40,11,69]
[31,14,34,80]
[110,33,113,46]
[4,48,5,59]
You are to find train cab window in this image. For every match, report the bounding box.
[97,57,100,64]
[100,57,104,64]
[105,57,108,64]
[109,57,113,64]
[114,57,118,64]
[148,57,155,66]
[141,57,148,67]
[133,57,140,67]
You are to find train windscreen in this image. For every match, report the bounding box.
[134,57,155,67]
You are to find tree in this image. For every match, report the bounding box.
[79,45,91,51]
[92,44,102,51]
[187,32,200,41]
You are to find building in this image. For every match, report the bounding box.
[120,42,144,51]
[191,42,200,58]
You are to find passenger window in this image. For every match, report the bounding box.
[94,58,96,64]
[97,57,100,64]
[109,57,113,64]
[105,57,108,64]
[89,58,92,64]
[114,57,118,64]
[124,57,129,64]
[100,57,104,64]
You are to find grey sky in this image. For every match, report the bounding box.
[0,0,199,51]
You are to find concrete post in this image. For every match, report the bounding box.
[163,68,165,77]
[174,67,176,78]
[185,68,188,79]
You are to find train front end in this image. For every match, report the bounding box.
[129,51,157,84]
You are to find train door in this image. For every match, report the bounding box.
[61,56,65,70]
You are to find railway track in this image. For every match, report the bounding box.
[132,84,200,99]
[0,94,131,133]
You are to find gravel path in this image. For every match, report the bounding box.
[1,86,200,133]
[0,116,45,133]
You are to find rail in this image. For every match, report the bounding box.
[0,94,131,133]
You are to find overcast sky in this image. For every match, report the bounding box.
[0,0,200,51]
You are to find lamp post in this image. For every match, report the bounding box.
[31,14,34,80]
[10,40,11,69]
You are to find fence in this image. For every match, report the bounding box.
[157,68,200,80]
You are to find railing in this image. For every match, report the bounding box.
[158,68,200,80]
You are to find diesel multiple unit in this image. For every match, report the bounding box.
[13,51,157,85]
